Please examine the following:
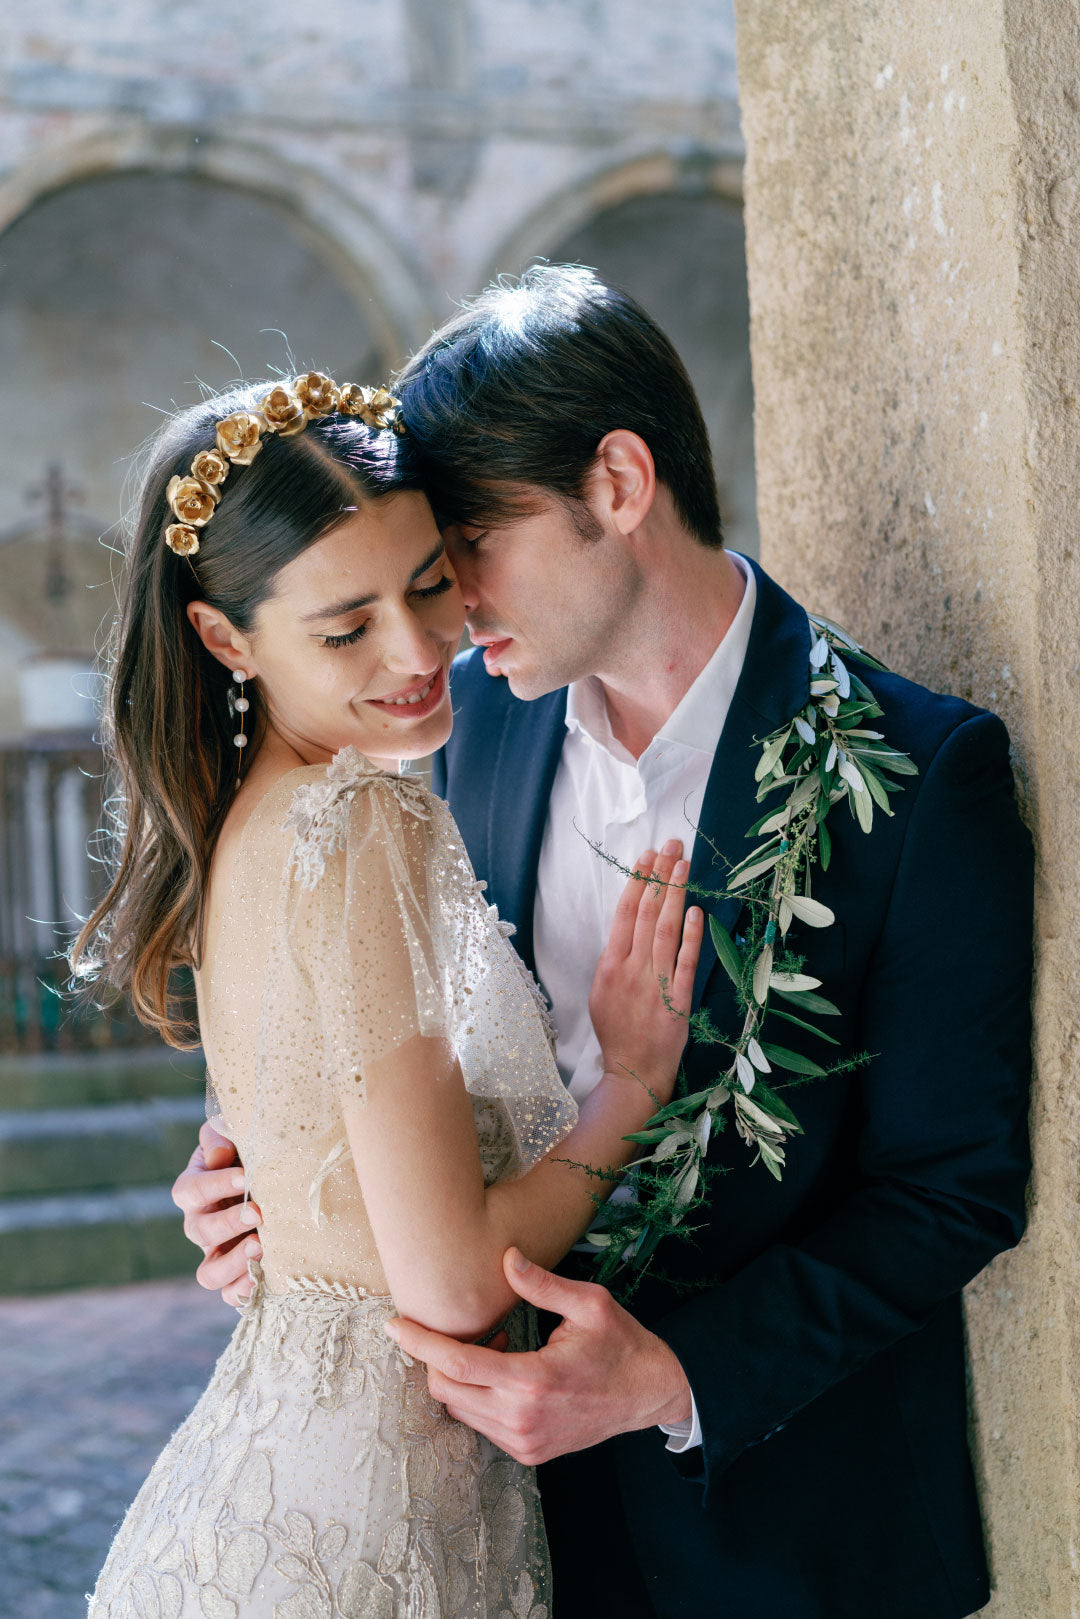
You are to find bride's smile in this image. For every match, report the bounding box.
[187,490,464,775]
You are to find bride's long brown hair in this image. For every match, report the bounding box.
[71,382,423,1047]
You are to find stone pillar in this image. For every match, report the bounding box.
[733,3,1080,1614]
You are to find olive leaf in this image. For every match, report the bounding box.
[784,893,836,928]
[768,1005,841,1046]
[760,1042,828,1077]
[771,986,842,1016]
[752,944,774,1005]
[769,971,823,991]
[709,916,744,987]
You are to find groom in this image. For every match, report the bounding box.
[175,266,1034,1618]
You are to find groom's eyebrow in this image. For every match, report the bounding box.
[303,542,446,621]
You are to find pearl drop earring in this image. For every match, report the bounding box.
[229,669,251,789]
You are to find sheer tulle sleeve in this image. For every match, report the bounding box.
[288,764,449,1098]
[220,750,577,1208]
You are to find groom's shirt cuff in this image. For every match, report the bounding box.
[659,1393,703,1452]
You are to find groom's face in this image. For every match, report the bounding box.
[442,490,638,700]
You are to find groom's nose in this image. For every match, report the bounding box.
[452,559,481,613]
[443,531,481,610]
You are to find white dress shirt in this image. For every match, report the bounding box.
[531,555,756,1451]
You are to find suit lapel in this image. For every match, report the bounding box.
[485,686,567,978]
[688,560,812,1007]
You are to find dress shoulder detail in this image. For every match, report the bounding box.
[283,747,433,890]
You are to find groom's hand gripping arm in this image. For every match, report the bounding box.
[384,1246,694,1462]
[171,1121,262,1306]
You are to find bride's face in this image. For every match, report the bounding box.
[245,491,464,767]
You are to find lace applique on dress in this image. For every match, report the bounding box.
[284,746,431,890]
[89,1269,550,1618]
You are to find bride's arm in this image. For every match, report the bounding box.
[345,843,702,1341]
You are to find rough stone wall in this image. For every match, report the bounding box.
[734,1,1079,1612]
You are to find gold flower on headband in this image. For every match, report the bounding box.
[335,383,367,416]
[166,378,404,558]
[339,383,403,430]
[165,524,201,558]
[295,372,339,417]
[216,413,265,466]
[191,449,230,489]
[166,475,216,528]
[260,384,307,437]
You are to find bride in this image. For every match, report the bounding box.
[76,373,702,1618]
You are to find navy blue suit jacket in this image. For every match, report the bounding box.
[432,559,1033,1619]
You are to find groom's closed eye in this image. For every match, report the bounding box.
[443,523,487,554]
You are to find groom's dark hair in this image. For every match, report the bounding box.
[396,263,723,549]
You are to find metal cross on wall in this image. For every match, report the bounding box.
[25,463,85,606]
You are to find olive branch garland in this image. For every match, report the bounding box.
[582,615,919,1294]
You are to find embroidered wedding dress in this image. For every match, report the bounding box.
[89,750,577,1619]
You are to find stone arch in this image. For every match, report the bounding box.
[0,125,435,365]
[486,153,757,557]
[485,148,745,283]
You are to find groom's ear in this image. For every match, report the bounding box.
[591,430,657,536]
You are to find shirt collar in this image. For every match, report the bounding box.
[563,552,757,766]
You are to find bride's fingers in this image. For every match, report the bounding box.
[631,841,681,960]
[604,850,657,960]
[669,904,705,1014]
[651,857,690,977]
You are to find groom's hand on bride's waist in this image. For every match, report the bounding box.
[171,1121,263,1306]
[383,1248,693,1465]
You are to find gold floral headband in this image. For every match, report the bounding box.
[164,373,407,558]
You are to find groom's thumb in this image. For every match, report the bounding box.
[502,1247,601,1320]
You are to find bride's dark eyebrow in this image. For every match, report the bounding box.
[302,541,447,622]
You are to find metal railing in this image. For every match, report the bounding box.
[0,740,159,1053]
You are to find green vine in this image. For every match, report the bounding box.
[585,615,919,1295]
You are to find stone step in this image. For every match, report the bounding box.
[0,1048,205,1111]
[0,1095,206,1197]
[0,1185,197,1293]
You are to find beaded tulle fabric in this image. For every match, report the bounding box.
[89,750,577,1618]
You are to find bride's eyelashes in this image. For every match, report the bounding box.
[320,575,455,649]
[322,622,370,648]
[413,575,455,601]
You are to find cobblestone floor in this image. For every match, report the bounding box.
[0,1279,235,1619]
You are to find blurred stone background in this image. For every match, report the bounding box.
[0,3,754,1612]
